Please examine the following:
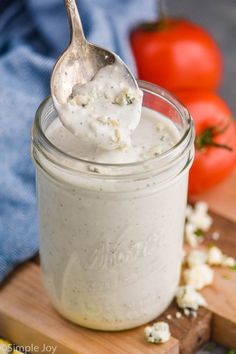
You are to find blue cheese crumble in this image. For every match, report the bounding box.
[144,321,171,344]
[176,285,207,315]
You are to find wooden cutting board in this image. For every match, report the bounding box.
[0,211,236,354]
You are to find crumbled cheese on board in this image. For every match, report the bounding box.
[207,246,224,266]
[187,202,213,232]
[186,244,236,269]
[222,256,236,267]
[176,285,207,311]
[175,311,182,319]
[144,322,171,344]
[185,201,213,247]
[183,264,213,290]
[187,250,208,268]
[212,231,220,240]
[185,222,200,247]
[180,201,236,320]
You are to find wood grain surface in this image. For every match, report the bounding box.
[201,214,236,349]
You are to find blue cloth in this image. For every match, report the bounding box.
[0,0,157,282]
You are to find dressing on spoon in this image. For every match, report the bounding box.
[51,0,143,150]
[54,60,143,150]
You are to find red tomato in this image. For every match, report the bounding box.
[174,90,236,195]
[130,19,223,91]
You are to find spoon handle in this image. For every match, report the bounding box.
[65,0,86,44]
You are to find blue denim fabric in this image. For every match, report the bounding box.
[0,0,157,282]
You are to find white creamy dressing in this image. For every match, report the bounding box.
[40,105,186,331]
[37,60,190,330]
[53,60,143,150]
[46,107,180,165]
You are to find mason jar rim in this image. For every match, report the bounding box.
[32,80,194,178]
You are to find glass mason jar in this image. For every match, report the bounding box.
[31,81,194,331]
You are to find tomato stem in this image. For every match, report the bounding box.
[140,0,174,32]
[196,124,233,151]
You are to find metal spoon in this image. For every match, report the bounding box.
[51,0,138,106]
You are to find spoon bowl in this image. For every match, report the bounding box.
[51,0,138,105]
